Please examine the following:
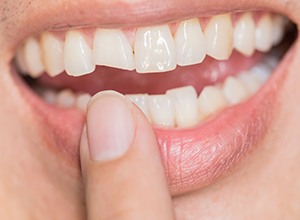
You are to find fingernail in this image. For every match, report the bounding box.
[86,91,135,161]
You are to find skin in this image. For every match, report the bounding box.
[0,0,300,219]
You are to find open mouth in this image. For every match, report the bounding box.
[12,10,296,195]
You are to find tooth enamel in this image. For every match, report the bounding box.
[76,93,91,112]
[42,89,57,104]
[64,31,95,76]
[175,18,206,66]
[148,95,175,127]
[249,63,272,84]
[255,14,273,52]
[126,94,151,120]
[56,89,76,108]
[223,76,249,104]
[204,14,233,60]
[16,47,28,74]
[198,86,228,117]
[166,86,199,127]
[41,33,64,77]
[233,13,255,56]
[272,15,285,46]
[93,29,135,70]
[237,71,261,94]
[134,25,176,73]
[23,37,45,78]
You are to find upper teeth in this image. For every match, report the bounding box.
[16,12,286,78]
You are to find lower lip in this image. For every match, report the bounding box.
[12,45,294,196]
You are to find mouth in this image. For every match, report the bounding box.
[10,6,297,195]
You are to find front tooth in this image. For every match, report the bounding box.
[175,18,206,66]
[166,86,199,127]
[233,13,255,57]
[23,37,45,78]
[223,76,249,104]
[255,14,273,52]
[56,89,76,108]
[204,14,233,60]
[76,93,91,112]
[134,25,176,73]
[148,95,175,127]
[41,33,64,77]
[126,94,150,120]
[198,86,228,117]
[93,29,135,70]
[64,31,95,76]
[272,15,286,46]
[237,71,261,94]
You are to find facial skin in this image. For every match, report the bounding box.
[0,0,300,219]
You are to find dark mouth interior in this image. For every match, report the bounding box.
[20,21,297,98]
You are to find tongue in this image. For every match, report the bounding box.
[37,51,262,95]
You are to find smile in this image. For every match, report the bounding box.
[9,5,297,195]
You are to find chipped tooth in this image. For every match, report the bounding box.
[255,14,273,52]
[272,15,285,46]
[223,76,249,104]
[76,93,91,112]
[175,18,206,66]
[134,25,176,73]
[148,95,175,127]
[56,89,76,108]
[41,33,64,77]
[93,29,135,70]
[234,13,255,57]
[64,31,95,76]
[249,63,272,84]
[166,86,199,127]
[23,37,45,78]
[126,94,151,120]
[204,14,233,60]
[237,71,261,94]
[198,86,228,117]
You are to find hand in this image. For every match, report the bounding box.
[80,91,175,220]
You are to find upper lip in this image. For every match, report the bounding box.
[2,0,298,196]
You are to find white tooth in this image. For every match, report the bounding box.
[272,15,286,46]
[134,25,176,73]
[198,86,228,117]
[175,18,206,66]
[23,37,45,78]
[93,29,135,70]
[223,76,249,104]
[42,89,57,104]
[64,31,95,76]
[204,14,233,60]
[166,86,199,127]
[148,95,175,127]
[126,94,150,120]
[249,63,272,84]
[255,14,273,52]
[41,33,64,77]
[76,93,91,112]
[56,89,76,108]
[16,46,28,74]
[237,71,261,94]
[234,13,255,57]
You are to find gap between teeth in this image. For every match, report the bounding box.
[39,57,277,128]
[16,12,286,78]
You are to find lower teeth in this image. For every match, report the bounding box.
[36,56,278,128]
